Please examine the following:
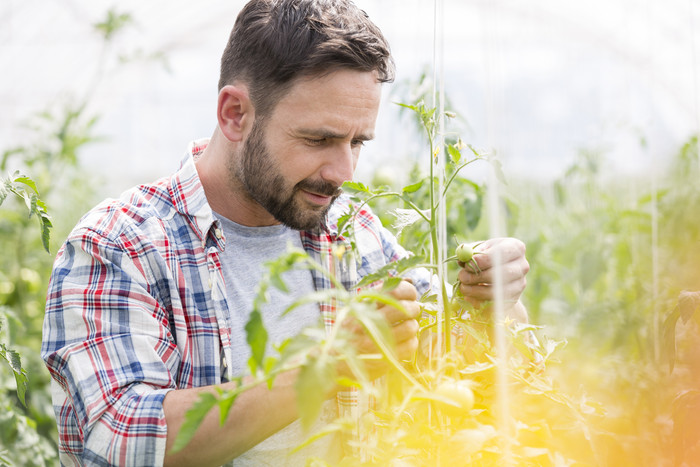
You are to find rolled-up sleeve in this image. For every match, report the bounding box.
[42,228,180,466]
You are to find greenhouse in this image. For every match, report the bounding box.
[1,0,699,465]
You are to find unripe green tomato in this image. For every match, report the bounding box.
[434,380,475,415]
[455,243,474,263]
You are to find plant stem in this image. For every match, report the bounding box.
[426,125,452,355]
[440,158,482,200]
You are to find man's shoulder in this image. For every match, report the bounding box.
[69,175,178,245]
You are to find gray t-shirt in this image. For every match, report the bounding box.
[214,213,340,466]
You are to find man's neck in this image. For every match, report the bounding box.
[195,132,280,227]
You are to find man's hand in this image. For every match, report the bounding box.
[457,237,529,320]
[343,279,421,379]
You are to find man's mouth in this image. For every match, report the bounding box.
[301,190,334,206]
[297,180,341,206]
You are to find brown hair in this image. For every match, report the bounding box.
[219,0,395,117]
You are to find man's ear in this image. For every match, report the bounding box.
[217,84,254,142]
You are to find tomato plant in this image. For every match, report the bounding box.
[174,100,590,466]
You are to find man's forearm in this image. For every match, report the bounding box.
[163,368,301,467]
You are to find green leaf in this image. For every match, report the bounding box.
[269,270,290,294]
[488,158,508,185]
[296,354,336,430]
[459,361,496,375]
[0,343,29,406]
[21,190,32,211]
[419,292,438,304]
[679,290,700,323]
[342,181,370,194]
[381,276,403,293]
[511,331,535,361]
[394,102,420,113]
[336,212,353,237]
[245,308,268,373]
[217,388,240,426]
[534,336,567,362]
[12,176,38,194]
[447,144,462,165]
[170,392,219,453]
[40,214,53,253]
[401,179,424,194]
[638,188,669,205]
[0,179,9,206]
[94,9,133,41]
[28,193,38,218]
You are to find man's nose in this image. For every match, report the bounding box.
[320,144,356,187]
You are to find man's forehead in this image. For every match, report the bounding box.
[282,69,381,104]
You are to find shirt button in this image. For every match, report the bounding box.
[208,279,213,288]
[215,228,223,239]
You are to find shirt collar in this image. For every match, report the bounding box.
[168,139,221,247]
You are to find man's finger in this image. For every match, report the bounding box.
[471,238,527,271]
[459,276,527,303]
[379,299,421,323]
[387,279,418,301]
[458,260,529,286]
[391,317,419,343]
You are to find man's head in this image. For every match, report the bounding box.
[211,0,390,231]
[218,0,394,118]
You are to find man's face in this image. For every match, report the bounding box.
[230,69,382,230]
[233,117,343,230]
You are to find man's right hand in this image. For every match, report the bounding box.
[341,279,421,379]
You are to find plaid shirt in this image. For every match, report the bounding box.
[42,140,430,466]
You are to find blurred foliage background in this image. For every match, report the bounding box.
[2,2,699,466]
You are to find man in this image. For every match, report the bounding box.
[42,0,529,465]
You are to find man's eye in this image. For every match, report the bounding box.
[351,140,365,148]
[305,138,325,146]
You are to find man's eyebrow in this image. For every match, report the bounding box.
[296,128,375,141]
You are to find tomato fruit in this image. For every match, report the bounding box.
[455,243,474,263]
[434,380,475,415]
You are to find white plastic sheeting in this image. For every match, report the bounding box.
[2,0,699,196]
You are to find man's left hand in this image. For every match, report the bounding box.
[457,237,529,315]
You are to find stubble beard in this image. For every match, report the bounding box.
[231,118,342,231]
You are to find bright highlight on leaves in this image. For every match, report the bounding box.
[1,173,52,253]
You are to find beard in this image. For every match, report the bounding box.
[229,118,342,231]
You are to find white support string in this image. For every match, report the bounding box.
[481,0,513,464]
[431,0,445,364]
[436,0,447,317]
[644,0,661,363]
[433,0,448,357]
